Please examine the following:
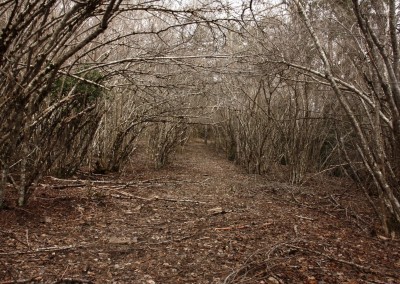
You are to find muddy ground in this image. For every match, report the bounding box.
[1,140,399,283]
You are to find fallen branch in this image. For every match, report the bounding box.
[223,240,298,284]
[49,176,165,185]
[215,225,251,231]
[50,184,86,190]
[153,195,207,204]
[295,215,316,221]
[286,244,399,278]
[53,278,93,284]
[110,192,150,201]
[109,188,206,204]
[0,245,84,256]
[148,234,197,245]
[48,177,87,183]
[260,222,273,227]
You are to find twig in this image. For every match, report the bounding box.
[0,245,84,256]
[278,193,315,209]
[295,215,316,221]
[153,195,207,204]
[215,225,251,231]
[328,194,370,232]
[286,244,399,278]
[223,240,298,284]
[260,221,274,227]
[109,188,206,204]
[13,207,33,214]
[109,189,152,201]
[0,277,42,284]
[48,176,164,185]
[25,229,30,249]
[147,234,196,245]
[300,162,361,186]
[291,191,302,204]
[51,184,86,190]
[59,264,69,281]
[0,230,29,248]
[52,278,93,284]
[48,177,86,183]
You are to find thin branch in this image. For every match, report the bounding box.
[0,245,85,256]
[287,244,399,278]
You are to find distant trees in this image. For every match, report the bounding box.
[206,6,339,184]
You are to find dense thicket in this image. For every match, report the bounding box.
[1,0,399,236]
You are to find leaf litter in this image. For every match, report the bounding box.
[0,140,399,283]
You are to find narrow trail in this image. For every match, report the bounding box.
[1,140,399,283]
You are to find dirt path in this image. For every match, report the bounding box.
[1,140,399,283]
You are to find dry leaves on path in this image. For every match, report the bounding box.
[1,141,399,283]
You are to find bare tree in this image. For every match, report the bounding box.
[274,0,400,235]
[0,0,123,206]
[0,0,238,206]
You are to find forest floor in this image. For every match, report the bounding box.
[1,139,400,284]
